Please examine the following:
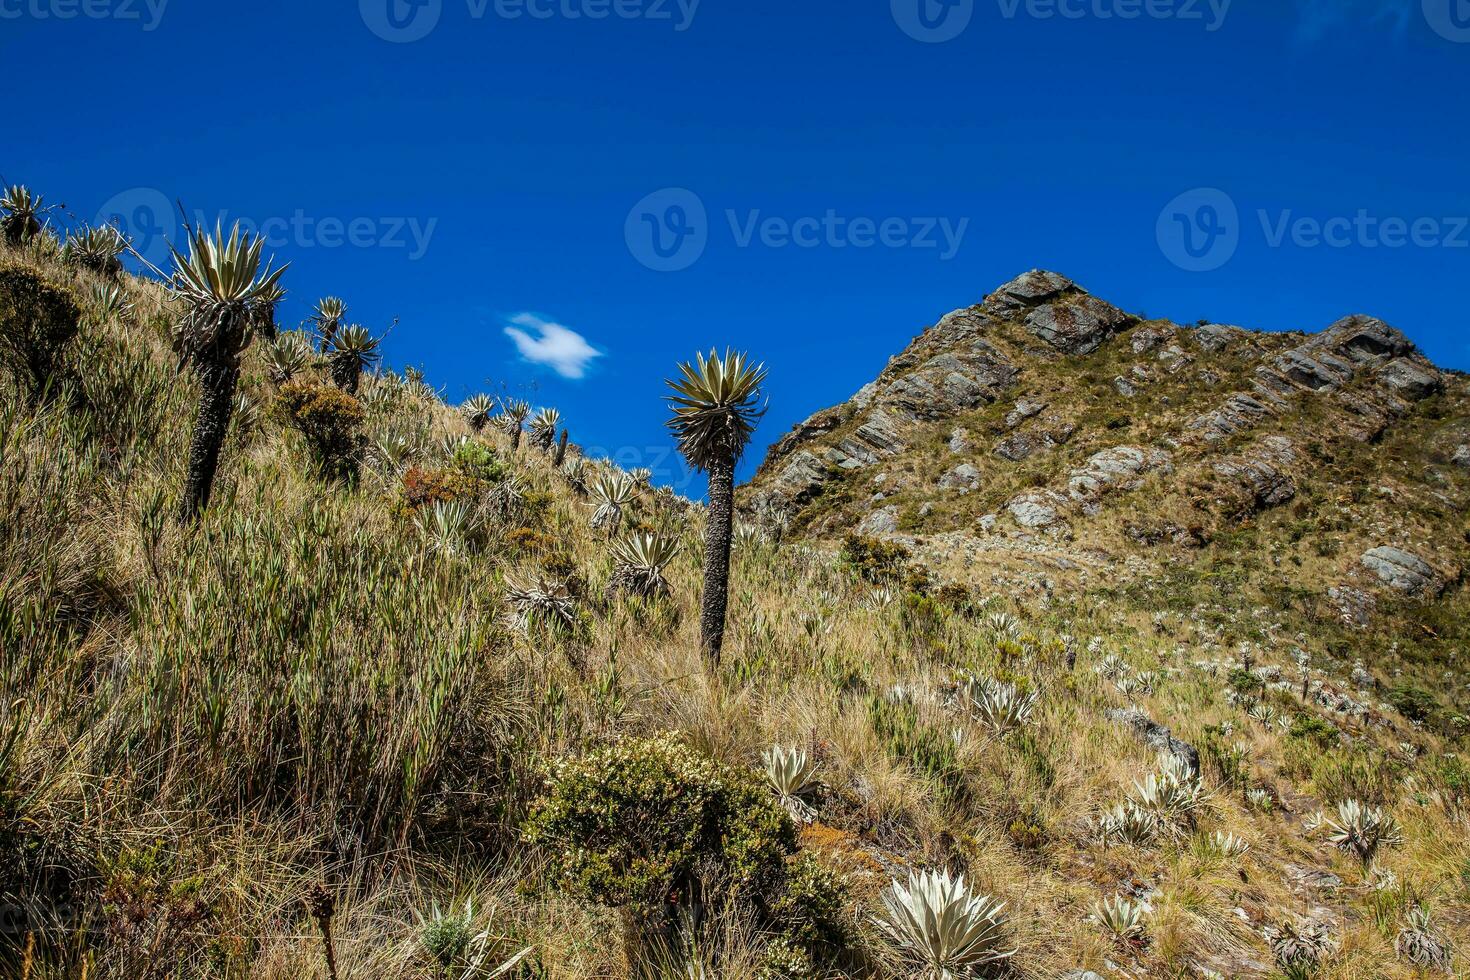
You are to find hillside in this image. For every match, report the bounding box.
[2,226,1468,980]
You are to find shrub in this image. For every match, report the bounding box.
[840,534,911,586]
[452,440,506,482]
[274,379,365,480]
[0,262,80,403]
[1387,685,1437,723]
[524,734,795,909]
[765,854,850,967]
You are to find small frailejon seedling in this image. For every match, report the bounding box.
[1093,894,1149,947]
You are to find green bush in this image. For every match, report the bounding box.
[840,534,911,586]
[0,261,80,403]
[452,440,506,482]
[274,379,365,480]
[1387,685,1437,723]
[525,734,795,909]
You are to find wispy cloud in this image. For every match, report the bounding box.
[1294,0,1412,42]
[503,313,603,380]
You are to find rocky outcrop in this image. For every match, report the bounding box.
[856,505,900,536]
[1068,445,1172,500]
[1360,547,1443,595]
[939,463,981,491]
[1106,707,1201,777]
[1024,294,1131,356]
[1211,436,1298,512]
[1008,490,1067,529]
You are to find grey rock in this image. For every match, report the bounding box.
[1023,294,1130,356]
[1106,707,1201,777]
[1212,436,1298,511]
[948,428,972,454]
[1194,322,1248,352]
[1276,349,1354,391]
[1068,445,1172,499]
[766,450,829,508]
[978,513,997,532]
[1190,392,1274,442]
[1376,358,1442,400]
[856,505,900,537]
[994,433,1038,462]
[1008,491,1066,529]
[1004,398,1047,429]
[1131,327,1168,354]
[1329,586,1377,627]
[939,463,981,491]
[987,268,1073,312]
[1113,376,1136,397]
[1318,314,1414,364]
[1453,444,1470,469]
[1360,547,1442,595]
[1157,344,1193,373]
[1286,865,1343,891]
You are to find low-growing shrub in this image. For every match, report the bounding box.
[274,379,364,480]
[1387,685,1437,723]
[841,534,911,586]
[0,261,80,403]
[525,734,795,909]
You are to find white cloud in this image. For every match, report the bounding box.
[503,313,603,380]
[1294,0,1411,41]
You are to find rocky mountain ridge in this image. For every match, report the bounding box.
[746,270,1468,624]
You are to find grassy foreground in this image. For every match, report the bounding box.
[1,230,1467,979]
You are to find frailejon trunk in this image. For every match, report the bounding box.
[554,429,569,467]
[331,357,360,395]
[700,454,736,663]
[179,356,239,523]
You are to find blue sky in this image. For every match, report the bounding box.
[4,0,1468,491]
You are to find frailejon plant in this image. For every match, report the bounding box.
[1395,906,1452,974]
[1263,918,1337,978]
[167,220,287,522]
[963,676,1037,736]
[1310,799,1403,866]
[761,745,820,823]
[874,870,1013,978]
[505,574,576,634]
[499,399,530,451]
[415,499,479,557]
[310,295,347,350]
[609,531,679,598]
[590,471,637,535]
[327,324,380,395]
[264,332,314,385]
[1093,894,1149,947]
[461,393,495,433]
[665,349,767,664]
[529,407,561,452]
[62,225,126,279]
[0,185,45,245]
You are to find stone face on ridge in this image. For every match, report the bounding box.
[1360,547,1443,595]
[1024,294,1131,356]
[1068,445,1172,499]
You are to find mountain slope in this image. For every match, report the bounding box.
[3,229,1469,980]
[748,270,1467,625]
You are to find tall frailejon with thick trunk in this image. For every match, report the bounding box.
[699,455,736,661]
[665,349,767,665]
[179,357,240,523]
[167,221,287,525]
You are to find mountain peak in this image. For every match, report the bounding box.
[747,271,1465,625]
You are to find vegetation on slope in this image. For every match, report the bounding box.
[0,195,1466,979]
